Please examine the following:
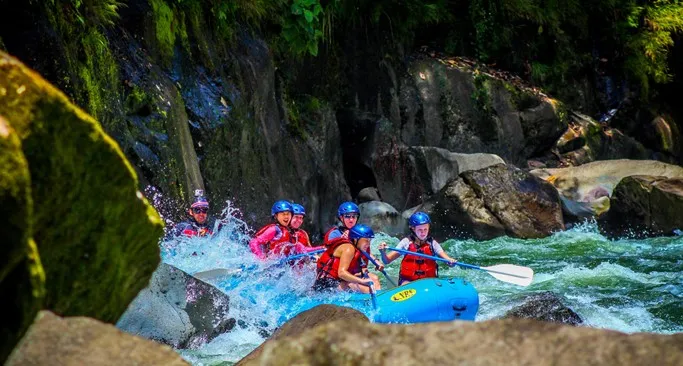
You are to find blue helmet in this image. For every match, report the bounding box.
[337,201,360,217]
[348,224,375,240]
[271,200,293,216]
[408,211,431,227]
[292,203,306,216]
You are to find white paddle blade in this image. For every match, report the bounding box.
[192,268,242,281]
[481,264,534,287]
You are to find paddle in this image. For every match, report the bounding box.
[362,272,378,310]
[192,248,325,281]
[358,249,397,287]
[387,247,534,287]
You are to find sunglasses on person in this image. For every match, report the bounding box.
[193,208,208,214]
[343,214,359,219]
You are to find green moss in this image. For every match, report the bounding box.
[150,0,177,65]
[0,116,45,363]
[472,72,493,114]
[0,52,163,322]
[78,29,120,130]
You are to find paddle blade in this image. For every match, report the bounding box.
[192,268,242,281]
[480,264,534,287]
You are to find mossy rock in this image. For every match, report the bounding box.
[0,116,45,363]
[0,51,163,323]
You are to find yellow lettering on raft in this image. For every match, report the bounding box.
[390,289,417,302]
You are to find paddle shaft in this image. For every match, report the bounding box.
[358,249,397,287]
[276,248,324,264]
[387,247,530,280]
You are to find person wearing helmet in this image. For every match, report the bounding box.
[249,200,298,260]
[314,224,382,293]
[290,203,312,247]
[170,190,215,238]
[378,211,457,285]
[322,201,360,246]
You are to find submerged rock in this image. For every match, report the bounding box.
[0,52,163,322]
[6,311,188,366]
[237,305,368,365]
[600,176,683,237]
[503,292,583,326]
[0,116,45,362]
[117,263,234,349]
[240,318,683,365]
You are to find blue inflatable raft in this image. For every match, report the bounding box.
[347,277,479,322]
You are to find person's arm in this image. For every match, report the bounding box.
[336,244,373,286]
[248,226,278,259]
[432,241,457,266]
[378,238,409,264]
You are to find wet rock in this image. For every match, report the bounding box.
[414,178,506,241]
[600,176,683,238]
[0,51,163,323]
[531,159,683,218]
[461,164,564,239]
[117,263,234,349]
[237,305,367,365]
[358,201,406,237]
[6,311,188,366]
[240,318,683,366]
[357,187,381,203]
[503,292,583,326]
[0,116,45,363]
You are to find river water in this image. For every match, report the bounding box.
[150,204,683,365]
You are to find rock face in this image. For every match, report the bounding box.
[117,263,234,349]
[0,116,45,362]
[419,164,564,240]
[240,318,683,366]
[0,51,163,325]
[237,305,368,365]
[503,292,583,326]
[600,176,683,237]
[531,159,683,218]
[358,201,406,236]
[6,311,188,366]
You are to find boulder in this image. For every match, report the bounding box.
[358,201,406,236]
[0,52,163,320]
[357,187,381,203]
[237,305,367,365]
[503,292,583,326]
[600,176,683,237]
[531,159,683,218]
[413,178,506,241]
[241,318,683,365]
[117,263,234,349]
[0,116,45,362]
[6,311,188,366]
[461,164,564,239]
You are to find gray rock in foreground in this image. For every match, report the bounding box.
[503,292,583,326]
[7,311,188,366]
[240,318,683,365]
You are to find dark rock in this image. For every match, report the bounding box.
[503,292,583,326]
[600,176,683,237]
[117,263,234,349]
[7,311,188,366]
[240,318,683,366]
[414,178,506,241]
[237,305,368,365]
[461,164,565,238]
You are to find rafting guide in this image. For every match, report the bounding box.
[168,189,217,239]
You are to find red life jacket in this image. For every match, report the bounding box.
[316,238,364,280]
[293,228,311,247]
[254,223,296,257]
[323,226,348,247]
[399,238,438,281]
[180,222,213,237]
